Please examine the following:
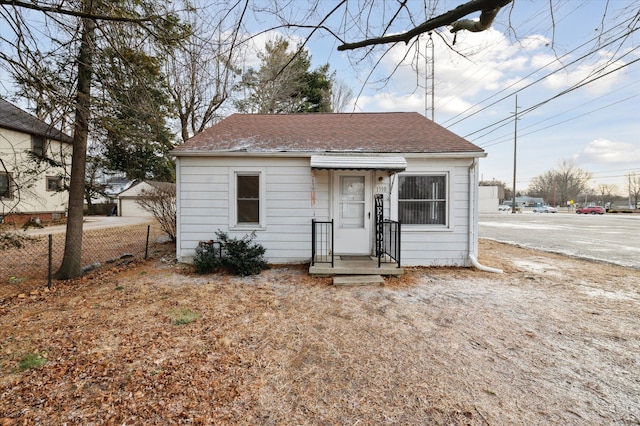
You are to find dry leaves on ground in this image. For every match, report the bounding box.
[1,240,639,425]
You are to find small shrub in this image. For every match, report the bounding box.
[18,352,47,371]
[193,231,268,276]
[215,231,268,277]
[168,307,201,325]
[193,241,223,274]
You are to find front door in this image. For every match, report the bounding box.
[333,171,371,254]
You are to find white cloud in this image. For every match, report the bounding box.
[576,138,640,166]
[357,92,423,112]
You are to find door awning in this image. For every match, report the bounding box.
[310,155,407,172]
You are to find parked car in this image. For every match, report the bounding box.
[532,206,557,213]
[498,204,511,211]
[576,206,605,215]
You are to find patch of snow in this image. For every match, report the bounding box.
[511,259,563,276]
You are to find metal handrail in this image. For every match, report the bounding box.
[380,219,401,268]
[311,219,334,267]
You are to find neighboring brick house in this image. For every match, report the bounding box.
[0,98,73,224]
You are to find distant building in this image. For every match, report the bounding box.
[503,196,546,208]
[0,98,72,224]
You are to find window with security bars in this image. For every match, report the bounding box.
[237,174,260,224]
[398,175,447,225]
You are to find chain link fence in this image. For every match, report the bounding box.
[0,221,169,287]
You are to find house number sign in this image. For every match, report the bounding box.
[375,184,389,194]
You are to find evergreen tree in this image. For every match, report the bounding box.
[235,38,332,114]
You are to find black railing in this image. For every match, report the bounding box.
[380,219,401,268]
[374,194,401,268]
[198,239,224,260]
[311,219,333,266]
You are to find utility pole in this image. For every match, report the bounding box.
[511,95,518,213]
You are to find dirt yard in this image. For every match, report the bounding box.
[1,240,639,425]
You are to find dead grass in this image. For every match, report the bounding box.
[0,223,166,294]
[0,240,639,424]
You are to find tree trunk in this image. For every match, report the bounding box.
[54,11,95,280]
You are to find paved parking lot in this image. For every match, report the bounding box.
[479,211,640,269]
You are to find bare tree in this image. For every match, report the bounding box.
[596,183,618,208]
[528,160,591,206]
[626,172,640,209]
[330,77,354,113]
[135,183,176,242]
[166,6,244,143]
[0,0,188,279]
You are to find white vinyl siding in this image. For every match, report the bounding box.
[177,157,328,264]
[390,159,473,267]
[175,155,477,267]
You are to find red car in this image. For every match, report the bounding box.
[576,206,605,215]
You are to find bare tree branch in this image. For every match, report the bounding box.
[337,0,513,51]
[0,0,166,23]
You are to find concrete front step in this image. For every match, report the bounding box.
[309,258,403,277]
[333,275,384,286]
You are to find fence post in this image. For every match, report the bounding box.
[48,234,52,288]
[145,225,150,259]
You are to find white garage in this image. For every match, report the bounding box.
[118,181,175,217]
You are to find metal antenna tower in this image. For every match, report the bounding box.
[424,32,435,121]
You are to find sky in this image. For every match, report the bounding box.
[287,0,640,195]
[1,0,638,195]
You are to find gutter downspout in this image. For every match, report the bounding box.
[468,158,503,273]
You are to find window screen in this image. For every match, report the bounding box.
[398,175,446,225]
[237,174,260,223]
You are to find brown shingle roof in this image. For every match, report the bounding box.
[0,98,73,144]
[172,112,483,155]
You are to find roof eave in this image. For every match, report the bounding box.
[171,150,486,159]
[0,123,73,144]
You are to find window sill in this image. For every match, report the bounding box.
[402,225,452,232]
[230,225,266,232]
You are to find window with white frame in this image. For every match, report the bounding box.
[46,176,63,192]
[236,173,260,225]
[32,135,47,157]
[398,174,447,225]
[0,172,13,199]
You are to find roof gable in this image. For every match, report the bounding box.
[0,98,73,144]
[172,112,483,155]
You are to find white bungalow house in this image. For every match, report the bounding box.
[0,98,72,224]
[172,112,488,272]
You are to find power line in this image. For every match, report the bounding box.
[441,12,640,130]
[477,91,640,148]
[463,52,640,141]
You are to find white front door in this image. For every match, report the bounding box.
[333,171,372,254]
